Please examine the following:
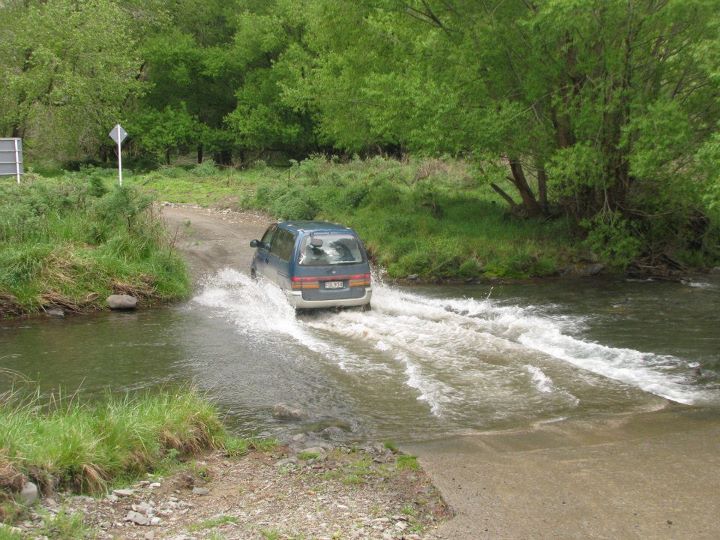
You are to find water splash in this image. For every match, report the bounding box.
[193,270,716,418]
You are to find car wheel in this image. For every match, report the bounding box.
[361,303,372,312]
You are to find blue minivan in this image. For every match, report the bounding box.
[250,221,372,310]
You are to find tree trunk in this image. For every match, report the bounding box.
[197,144,204,164]
[508,158,544,217]
[536,164,549,213]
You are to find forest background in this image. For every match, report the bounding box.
[2,0,720,278]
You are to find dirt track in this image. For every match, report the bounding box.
[162,205,720,539]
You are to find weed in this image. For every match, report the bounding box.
[298,451,320,461]
[261,528,281,540]
[222,437,250,457]
[0,525,24,540]
[396,455,420,471]
[188,515,238,532]
[39,508,95,539]
[401,504,417,516]
[383,441,399,453]
[249,438,278,453]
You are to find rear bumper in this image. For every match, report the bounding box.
[287,288,372,309]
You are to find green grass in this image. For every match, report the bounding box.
[126,156,575,279]
[38,508,95,539]
[188,515,239,532]
[396,455,420,471]
[0,388,230,500]
[0,174,190,318]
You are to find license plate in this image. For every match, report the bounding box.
[324,281,344,289]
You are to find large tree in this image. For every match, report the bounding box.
[281,0,719,261]
[0,0,143,160]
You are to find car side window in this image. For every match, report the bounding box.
[270,229,296,261]
[261,225,277,249]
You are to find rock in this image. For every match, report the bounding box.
[149,482,161,489]
[125,510,150,526]
[106,294,138,310]
[711,266,720,274]
[272,403,305,421]
[45,307,65,318]
[113,488,135,497]
[407,274,419,281]
[191,487,209,496]
[150,517,161,526]
[576,263,605,277]
[299,446,327,458]
[291,433,307,443]
[144,532,156,540]
[20,482,39,505]
[106,494,118,502]
[276,457,298,468]
[321,426,345,439]
[132,502,154,516]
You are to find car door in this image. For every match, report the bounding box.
[269,229,296,290]
[254,224,277,279]
[267,228,294,288]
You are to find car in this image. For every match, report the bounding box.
[249,221,372,310]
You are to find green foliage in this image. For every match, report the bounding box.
[4,0,718,269]
[0,0,143,159]
[0,178,190,317]
[132,157,572,278]
[396,455,420,472]
[582,213,642,269]
[188,515,238,532]
[38,509,94,540]
[0,388,226,495]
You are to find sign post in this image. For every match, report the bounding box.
[109,124,128,186]
[0,138,23,183]
[14,139,20,184]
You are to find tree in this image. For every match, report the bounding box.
[0,0,143,161]
[285,0,720,261]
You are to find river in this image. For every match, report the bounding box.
[2,271,718,443]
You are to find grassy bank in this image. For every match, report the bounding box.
[0,177,190,318]
[123,157,576,279]
[0,387,259,520]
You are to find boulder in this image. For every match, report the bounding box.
[272,403,305,421]
[106,294,138,310]
[125,510,149,526]
[46,307,65,318]
[20,481,39,505]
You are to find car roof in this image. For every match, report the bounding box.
[279,221,355,234]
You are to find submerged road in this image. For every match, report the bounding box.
[163,205,720,539]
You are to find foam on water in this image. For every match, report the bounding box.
[193,270,715,417]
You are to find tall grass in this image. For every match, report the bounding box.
[130,156,574,279]
[0,388,227,499]
[0,175,190,317]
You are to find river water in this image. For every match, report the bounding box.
[2,271,719,442]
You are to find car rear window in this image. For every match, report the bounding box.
[298,234,364,266]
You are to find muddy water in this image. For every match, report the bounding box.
[2,272,719,442]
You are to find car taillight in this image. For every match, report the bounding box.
[291,276,320,290]
[291,273,371,289]
[349,273,371,287]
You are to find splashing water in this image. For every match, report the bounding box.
[193,269,717,427]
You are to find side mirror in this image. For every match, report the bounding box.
[250,239,260,248]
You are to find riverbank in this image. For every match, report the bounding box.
[0,178,190,319]
[0,389,448,539]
